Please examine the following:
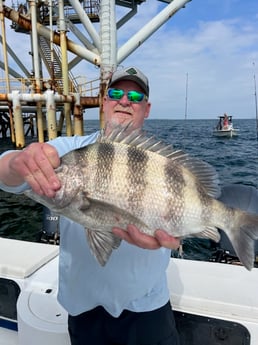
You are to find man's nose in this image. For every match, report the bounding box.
[118,94,130,105]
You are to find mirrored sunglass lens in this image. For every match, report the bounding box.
[108,89,124,100]
[127,91,144,102]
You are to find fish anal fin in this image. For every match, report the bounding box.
[86,229,122,266]
[194,227,221,242]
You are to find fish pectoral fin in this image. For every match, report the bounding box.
[86,229,122,266]
[194,227,221,242]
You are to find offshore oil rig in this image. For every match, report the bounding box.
[0,0,190,148]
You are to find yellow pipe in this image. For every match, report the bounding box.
[0,1,15,143]
[12,91,25,148]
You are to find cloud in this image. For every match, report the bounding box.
[119,10,258,119]
[89,0,258,119]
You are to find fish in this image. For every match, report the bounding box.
[24,126,258,269]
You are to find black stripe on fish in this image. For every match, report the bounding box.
[126,146,148,214]
[164,161,185,225]
[75,148,89,167]
[95,142,115,195]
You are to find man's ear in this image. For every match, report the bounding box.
[144,102,151,118]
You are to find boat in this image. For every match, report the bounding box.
[0,238,258,345]
[213,114,239,138]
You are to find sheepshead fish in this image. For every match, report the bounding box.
[24,127,258,269]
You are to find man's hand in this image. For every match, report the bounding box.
[6,142,60,197]
[112,224,180,250]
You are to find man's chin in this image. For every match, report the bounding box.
[110,116,132,126]
[105,117,134,134]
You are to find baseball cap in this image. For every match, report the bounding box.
[108,66,149,97]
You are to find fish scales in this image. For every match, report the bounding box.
[164,162,185,227]
[24,126,258,270]
[182,177,213,233]
[137,153,185,233]
[95,142,115,198]
[126,145,148,217]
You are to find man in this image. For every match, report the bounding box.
[0,66,181,345]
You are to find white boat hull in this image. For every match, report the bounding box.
[213,129,239,138]
[0,239,258,344]
[168,259,258,344]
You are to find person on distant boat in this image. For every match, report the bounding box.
[223,113,229,129]
[0,66,181,345]
[216,117,223,130]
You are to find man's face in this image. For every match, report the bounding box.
[103,80,151,133]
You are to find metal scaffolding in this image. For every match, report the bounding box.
[0,0,191,147]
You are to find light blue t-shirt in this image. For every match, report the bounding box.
[0,132,171,317]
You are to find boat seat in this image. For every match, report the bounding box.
[0,238,59,279]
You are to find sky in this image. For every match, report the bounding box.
[1,0,258,120]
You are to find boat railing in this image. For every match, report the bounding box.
[0,77,100,96]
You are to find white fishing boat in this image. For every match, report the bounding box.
[0,237,258,345]
[213,115,239,138]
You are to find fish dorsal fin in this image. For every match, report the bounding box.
[100,125,221,199]
[169,152,221,199]
[99,125,175,158]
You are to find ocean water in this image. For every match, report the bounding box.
[0,118,257,260]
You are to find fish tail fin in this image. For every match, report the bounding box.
[227,211,258,271]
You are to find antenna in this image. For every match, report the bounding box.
[184,72,188,121]
[183,72,189,149]
[253,62,258,138]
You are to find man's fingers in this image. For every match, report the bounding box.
[11,143,60,197]
[126,224,161,249]
[39,144,61,190]
[112,227,135,245]
[112,226,181,251]
[154,230,181,250]
[42,143,60,169]
[112,224,160,249]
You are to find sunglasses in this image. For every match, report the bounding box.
[107,88,147,103]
